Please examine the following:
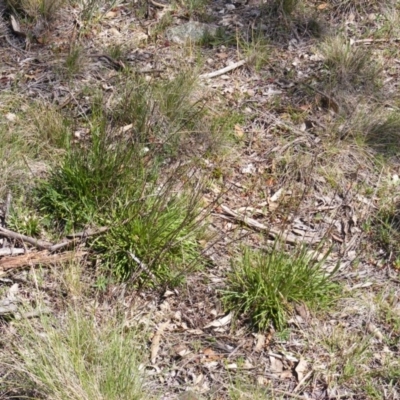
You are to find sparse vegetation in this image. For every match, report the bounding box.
[222,246,341,330]
[319,35,382,92]
[6,0,64,20]
[1,0,400,398]
[1,307,149,400]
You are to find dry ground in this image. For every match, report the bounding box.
[0,0,400,399]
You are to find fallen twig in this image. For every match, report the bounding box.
[200,59,247,79]
[48,239,81,253]
[149,0,169,8]
[0,226,110,254]
[0,227,53,250]
[66,226,109,239]
[128,252,157,282]
[353,38,400,44]
[0,250,87,271]
[218,205,320,245]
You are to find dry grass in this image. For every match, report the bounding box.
[319,35,382,93]
[6,0,64,20]
[1,304,151,400]
[1,0,400,398]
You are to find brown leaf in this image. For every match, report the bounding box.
[254,333,266,352]
[295,357,308,382]
[269,355,283,373]
[150,321,169,364]
[317,3,328,10]
[234,124,244,138]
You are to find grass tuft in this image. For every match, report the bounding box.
[319,35,381,92]
[1,307,149,400]
[222,246,341,330]
[35,75,212,286]
[6,0,63,20]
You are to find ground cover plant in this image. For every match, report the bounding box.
[1,306,150,400]
[0,0,400,398]
[223,246,341,330]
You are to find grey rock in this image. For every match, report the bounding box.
[0,299,18,316]
[166,21,217,45]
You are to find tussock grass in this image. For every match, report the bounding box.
[329,0,392,15]
[367,200,400,265]
[1,307,150,400]
[0,96,49,199]
[6,0,63,20]
[222,246,341,330]
[34,73,220,286]
[319,35,382,92]
[336,105,400,157]
[238,31,270,72]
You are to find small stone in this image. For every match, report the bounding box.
[165,22,217,45]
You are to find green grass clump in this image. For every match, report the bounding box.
[36,75,210,286]
[367,202,400,266]
[319,35,381,91]
[37,125,204,285]
[222,246,341,330]
[92,178,205,284]
[1,308,149,400]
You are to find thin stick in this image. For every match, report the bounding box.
[0,227,53,250]
[66,226,109,239]
[0,250,87,271]
[2,191,12,249]
[353,38,400,44]
[218,205,320,245]
[149,0,168,8]
[293,370,313,393]
[200,59,247,79]
[48,239,80,253]
[128,252,157,282]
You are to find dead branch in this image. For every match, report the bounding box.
[0,250,88,271]
[66,226,109,239]
[353,38,400,44]
[219,205,320,245]
[128,251,157,282]
[0,227,53,250]
[149,0,169,8]
[48,239,81,253]
[200,59,247,79]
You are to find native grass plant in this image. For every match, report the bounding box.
[260,0,299,16]
[178,0,209,18]
[37,74,216,286]
[33,105,72,150]
[8,198,43,237]
[238,30,270,72]
[367,200,400,266]
[73,0,118,23]
[110,72,221,158]
[0,96,53,199]
[63,45,84,79]
[319,35,382,92]
[36,125,205,285]
[1,308,149,400]
[6,0,63,20]
[222,246,341,330]
[336,105,400,157]
[328,0,392,15]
